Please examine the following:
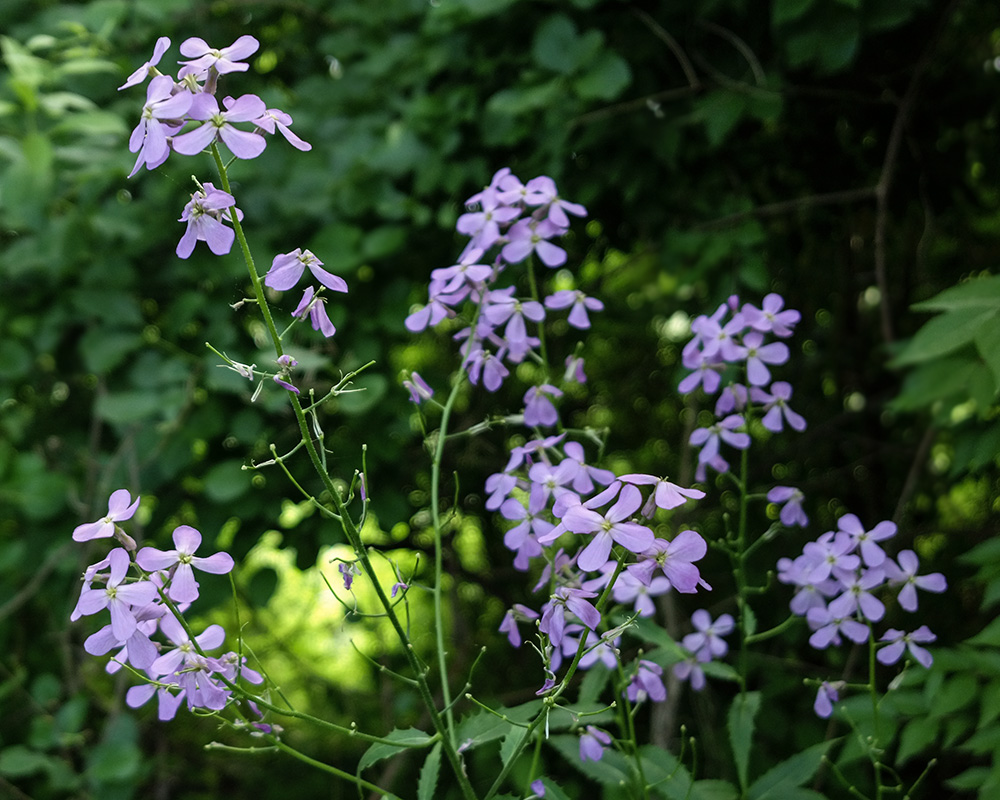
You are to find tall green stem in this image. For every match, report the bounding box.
[210,146,478,800]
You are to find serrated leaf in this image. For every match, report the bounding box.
[892,308,999,366]
[500,728,524,768]
[728,691,762,791]
[417,741,441,800]
[357,728,433,771]
[749,739,835,798]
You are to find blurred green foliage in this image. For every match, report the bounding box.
[2,0,1000,797]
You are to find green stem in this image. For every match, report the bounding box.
[210,146,478,800]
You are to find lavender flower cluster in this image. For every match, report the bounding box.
[70,490,269,728]
[680,293,805,482]
[778,513,946,717]
[405,170,723,760]
[121,35,347,359]
[405,168,594,391]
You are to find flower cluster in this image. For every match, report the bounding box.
[402,170,721,718]
[70,491,265,723]
[405,168,594,395]
[121,36,346,342]
[776,512,946,717]
[680,294,804,482]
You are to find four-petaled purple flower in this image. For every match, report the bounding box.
[172,93,268,159]
[176,182,240,259]
[73,489,141,543]
[137,524,235,603]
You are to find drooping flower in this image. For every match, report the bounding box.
[136,525,234,604]
[768,485,808,527]
[626,659,667,703]
[813,681,843,718]
[292,286,336,337]
[264,248,348,293]
[403,372,434,404]
[523,384,563,427]
[252,107,312,151]
[579,726,612,762]
[753,382,806,433]
[119,36,172,91]
[175,182,240,259]
[689,415,750,464]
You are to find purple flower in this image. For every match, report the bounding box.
[501,218,567,267]
[523,384,563,427]
[564,354,587,383]
[253,107,311,151]
[877,626,936,668]
[827,567,886,622]
[801,532,859,583]
[456,189,521,251]
[128,76,192,177]
[753,382,806,433]
[72,489,140,542]
[560,484,654,572]
[678,352,723,395]
[499,604,540,648]
[430,249,493,294]
[178,35,259,78]
[814,681,842,718]
[739,331,789,386]
[689,414,750,464]
[539,587,600,646]
[119,36,172,91]
[672,656,706,690]
[883,550,947,612]
[176,182,240,259]
[742,294,800,338]
[293,286,336,337]
[836,514,896,568]
[172,93,268,159]
[627,530,708,593]
[683,609,735,662]
[579,726,612,762]
[768,486,808,527]
[626,660,667,703]
[612,570,671,617]
[544,290,604,329]
[75,548,159,642]
[264,248,348,294]
[466,347,509,391]
[403,372,434,404]
[523,175,587,228]
[562,442,615,495]
[806,606,869,649]
[619,473,705,516]
[136,524,234,603]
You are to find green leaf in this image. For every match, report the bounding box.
[79,327,142,373]
[578,663,611,705]
[203,459,252,503]
[967,615,1000,647]
[573,51,631,100]
[357,728,433,771]
[748,739,835,798]
[94,391,163,425]
[773,0,816,26]
[728,691,762,792]
[912,275,1000,312]
[548,734,630,786]
[974,318,1000,388]
[891,308,999,366]
[0,745,51,778]
[695,91,748,147]
[532,15,581,74]
[890,354,983,412]
[417,741,441,800]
